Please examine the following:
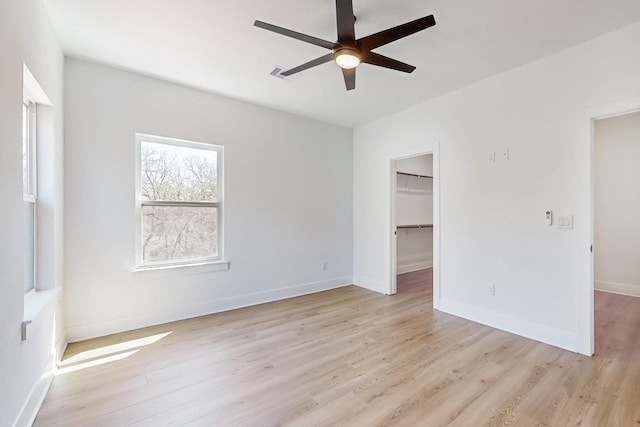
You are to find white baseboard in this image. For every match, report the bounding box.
[397,261,433,275]
[66,276,353,342]
[12,354,55,427]
[13,290,66,427]
[439,298,580,354]
[353,275,389,294]
[595,280,640,297]
[55,334,68,368]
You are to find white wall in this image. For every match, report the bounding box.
[0,1,65,426]
[594,111,640,296]
[354,21,640,354]
[64,59,353,341]
[396,155,433,274]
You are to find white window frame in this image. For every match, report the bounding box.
[22,101,37,294]
[135,133,225,269]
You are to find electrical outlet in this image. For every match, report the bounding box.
[322,261,328,271]
[488,284,495,296]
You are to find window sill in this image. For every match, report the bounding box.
[131,259,229,274]
[23,288,60,341]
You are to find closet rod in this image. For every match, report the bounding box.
[397,224,433,229]
[397,171,433,179]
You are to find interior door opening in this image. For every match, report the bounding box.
[593,111,640,356]
[392,154,434,297]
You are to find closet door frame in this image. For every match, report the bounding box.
[389,143,440,310]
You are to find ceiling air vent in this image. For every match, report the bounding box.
[269,66,299,82]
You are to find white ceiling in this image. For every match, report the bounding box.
[44,0,640,127]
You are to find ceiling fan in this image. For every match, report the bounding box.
[254,0,436,91]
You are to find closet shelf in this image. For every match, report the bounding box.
[397,224,433,229]
[397,171,433,179]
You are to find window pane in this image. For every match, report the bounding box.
[142,205,217,263]
[24,201,35,294]
[22,104,29,196]
[140,141,217,202]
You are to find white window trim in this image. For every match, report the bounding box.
[23,101,37,295]
[134,133,227,270]
[22,63,56,341]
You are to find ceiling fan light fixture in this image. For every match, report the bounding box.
[334,48,361,69]
[254,2,436,90]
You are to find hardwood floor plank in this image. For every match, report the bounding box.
[34,271,640,426]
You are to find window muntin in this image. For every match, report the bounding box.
[22,103,36,294]
[137,134,222,267]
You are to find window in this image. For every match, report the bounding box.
[22,102,37,294]
[136,134,223,267]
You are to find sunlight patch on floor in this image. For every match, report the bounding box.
[55,331,172,375]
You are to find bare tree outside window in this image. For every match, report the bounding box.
[138,137,221,265]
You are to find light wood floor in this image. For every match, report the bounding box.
[35,270,640,426]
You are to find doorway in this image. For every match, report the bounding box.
[593,111,640,355]
[390,151,439,307]
[578,97,640,356]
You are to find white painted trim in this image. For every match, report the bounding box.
[389,143,440,309]
[595,280,640,297]
[22,289,60,341]
[14,289,65,426]
[439,298,578,353]
[397,262,433,275]
[22,64,52,106]
[390,165,398,295]
[353,275,390,294]
[432,149,441,310]
[578,96,640,356]
[11,354,55,427]
[134,133,225,268]
[66,276,353,342]
[55,338,68,372]
[131,259,229,273]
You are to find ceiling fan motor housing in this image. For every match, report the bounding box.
[334,47,361,69]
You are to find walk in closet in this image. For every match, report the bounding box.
[395,154,433,285]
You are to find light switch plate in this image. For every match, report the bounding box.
[487,151,495,163]
[556,215,573,229]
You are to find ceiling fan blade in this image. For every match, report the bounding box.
[280,53,335,76]
[335,0,356,44]
[362,52,416,73]
[358,15,436,52]
[342,67,356,91]
[254,20,336,50]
